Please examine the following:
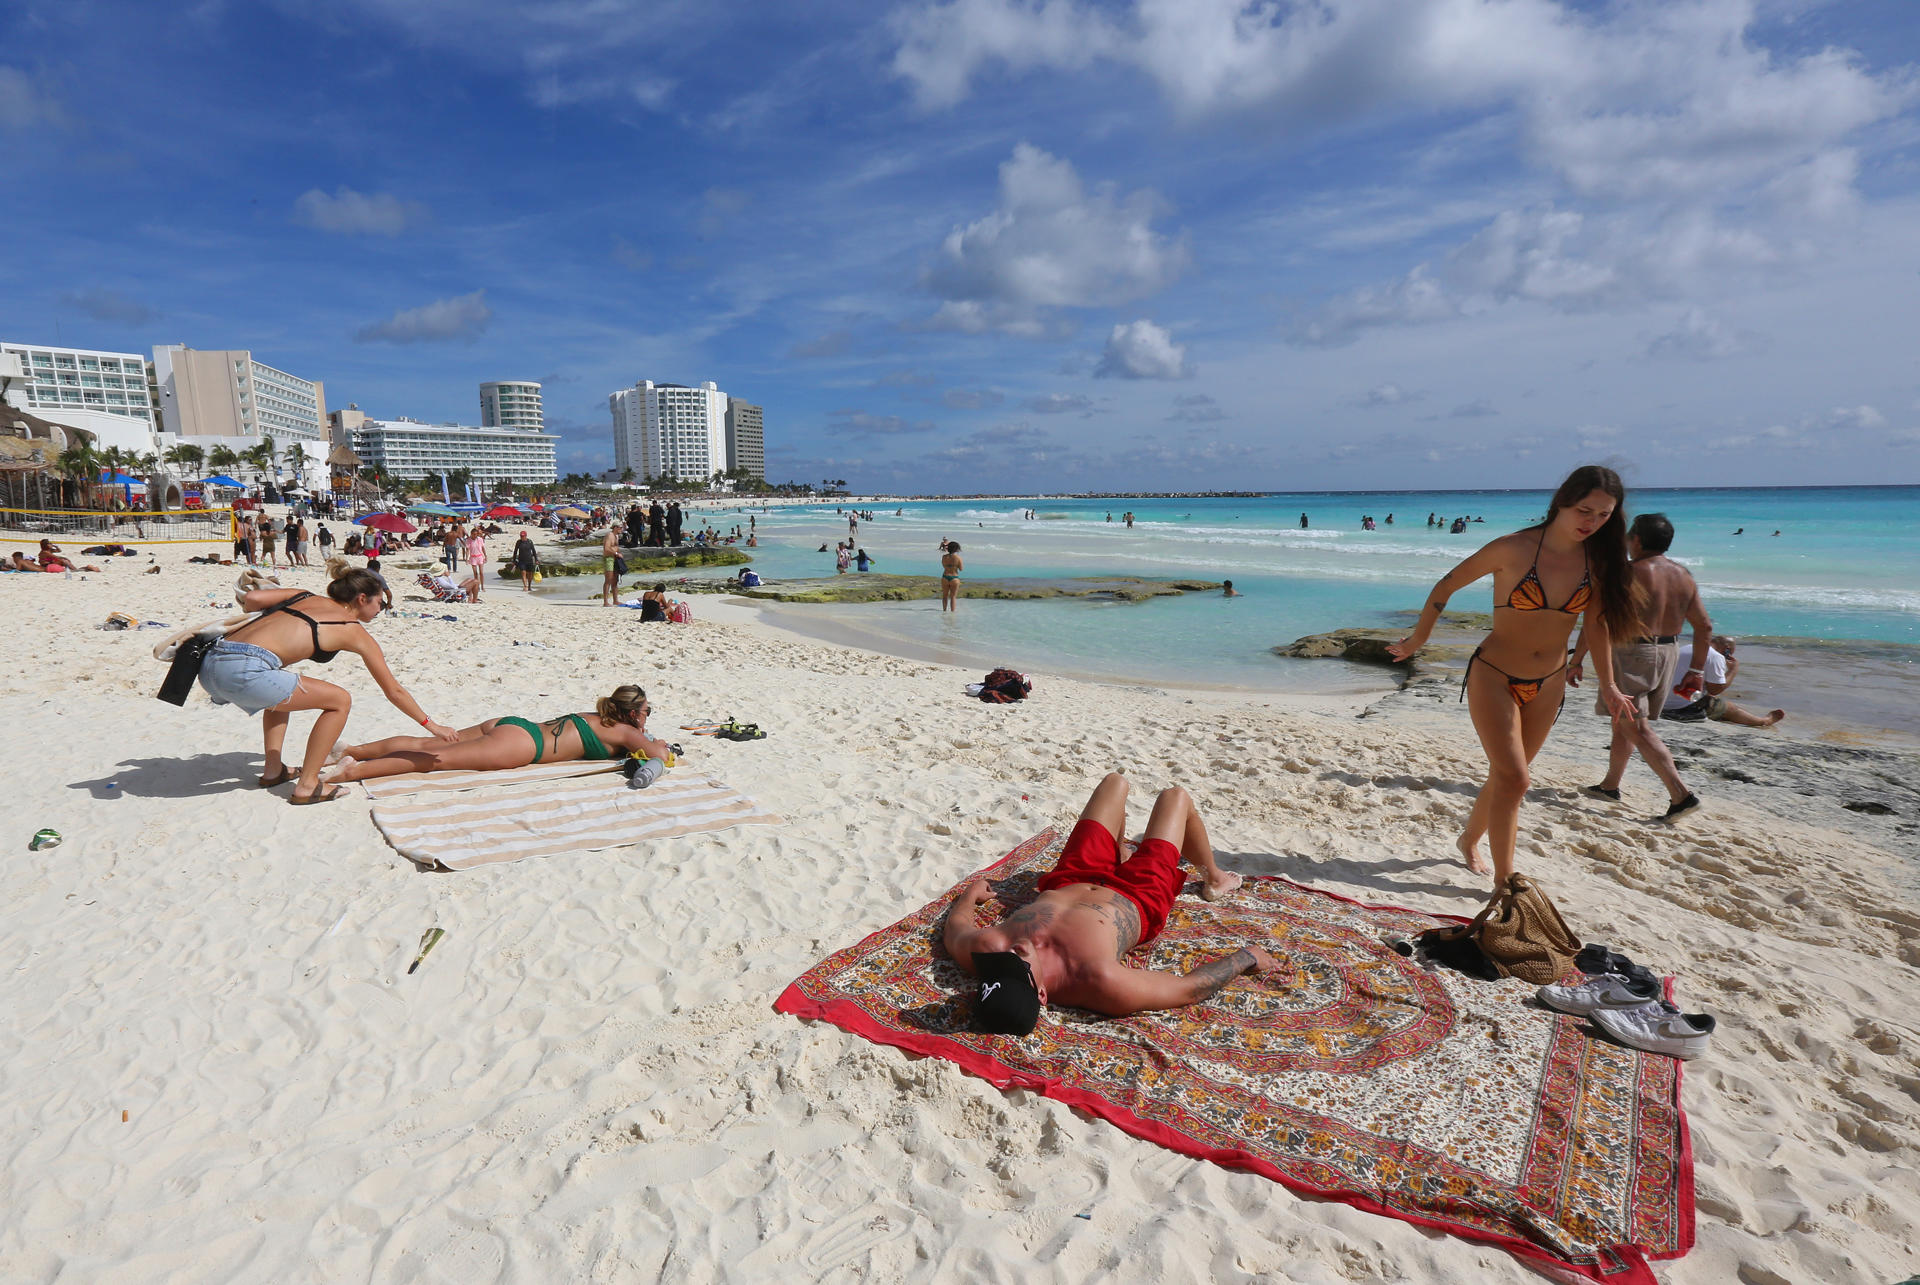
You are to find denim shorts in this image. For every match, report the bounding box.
[198,640,299,714]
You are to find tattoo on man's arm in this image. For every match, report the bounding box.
[1182,949,1254,1003]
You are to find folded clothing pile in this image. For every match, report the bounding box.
[1536,943,1715,1060]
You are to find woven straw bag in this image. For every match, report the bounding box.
[1430,874,1581,985]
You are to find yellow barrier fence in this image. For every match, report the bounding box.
[0,507,234,547]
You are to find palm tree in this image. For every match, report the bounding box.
[447,467,474,498]
[208,445,241,476]
[165,442,205,476]
[56,441,104,509]
[240,441,274,485]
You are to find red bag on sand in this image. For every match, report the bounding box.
[669,601,693,624]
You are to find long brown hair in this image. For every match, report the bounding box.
[596,684,646,727]
[1543,465,1638,640]
[325,555,386,604]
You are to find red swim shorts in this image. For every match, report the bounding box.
[1036,818,1185,946]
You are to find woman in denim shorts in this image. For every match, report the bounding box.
[201,556,458,803]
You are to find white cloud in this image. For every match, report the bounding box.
[0,66,62,130]
[942,388,1005,409]
[1022,392,1095,414]
[354,290,492,343]
[293,187,427,236]
[890,1,1911,201]
[696,187,750,240]
[1352,382,1423,407]
[1644,307,1757,361]
[828,409,937,436]
[1292,204,1785,345]
[1095,318,1191,379]
[1825,404,1884,431]
[921,144,1189,333]
[788,329,852,359]
[1169,393,1228,423]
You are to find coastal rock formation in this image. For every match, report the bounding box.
[500,548,749,577]
[694,573,1220,605]
[1274,628,1471,686]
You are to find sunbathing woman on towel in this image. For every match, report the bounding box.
[324,684,671,784]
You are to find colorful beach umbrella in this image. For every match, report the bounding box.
[482,504,523,518]
[355,513,416,533]
[406,502,460,517]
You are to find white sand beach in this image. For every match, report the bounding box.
[2,538,1916,1283]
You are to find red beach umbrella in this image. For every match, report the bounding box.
[482,505,523,518]
[355,512,417,533]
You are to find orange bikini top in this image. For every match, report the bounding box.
[1502,529,1592,614]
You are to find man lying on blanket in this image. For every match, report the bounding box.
[944,773,1278,1034]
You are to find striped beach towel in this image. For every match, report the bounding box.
[367,764,782,870]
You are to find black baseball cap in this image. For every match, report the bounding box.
[972,951,1041,1035]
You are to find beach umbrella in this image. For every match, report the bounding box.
[355,512,416,533]
[197,474,247,490]
[553,506,589,519]
[482,504,523,518]
[406,502,460,517]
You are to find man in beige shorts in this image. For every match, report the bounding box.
[1570,513,1713,820]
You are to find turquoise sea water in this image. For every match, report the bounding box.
[691,487,1918,691]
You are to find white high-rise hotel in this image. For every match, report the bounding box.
[610,381,725,484]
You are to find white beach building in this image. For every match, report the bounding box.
[350,417,560,486]
[609,380,729,485]
[0,340,161,454]
[479,381,544,431]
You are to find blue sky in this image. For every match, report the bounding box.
[3,0,1918,492]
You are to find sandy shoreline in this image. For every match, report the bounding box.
[1,531,1916,1282]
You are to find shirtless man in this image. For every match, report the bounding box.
[600,526,621,607]
[1570,512,1710,819]
[943,774,1278,1034]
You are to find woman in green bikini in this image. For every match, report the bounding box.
[323,685,670,784]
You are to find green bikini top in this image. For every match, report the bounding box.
[562,713,613,760]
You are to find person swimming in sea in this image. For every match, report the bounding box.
[322,685,670,784]
[1388,464,1639,891]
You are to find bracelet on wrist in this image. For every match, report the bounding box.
[420,715,432,725]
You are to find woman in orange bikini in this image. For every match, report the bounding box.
[1388,465,1639,888]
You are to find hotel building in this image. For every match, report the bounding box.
[152,345,327,443]
[609,380,729,484]
[350,417,559,486]
[0,340,161,453]
[725,398,764,480]
[479,381,544,431]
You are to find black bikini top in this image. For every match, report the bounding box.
[242,590,345,663]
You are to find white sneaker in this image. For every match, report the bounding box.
[1591,1004,1715,1060]
[1536,972,1661,1016]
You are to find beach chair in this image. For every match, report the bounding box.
[416,573,471,603]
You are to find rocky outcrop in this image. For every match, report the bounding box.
[688,573,1221,604]
[1274,628,1472,688]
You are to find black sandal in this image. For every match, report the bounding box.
[259,766,299,789]
[289,783,348,806]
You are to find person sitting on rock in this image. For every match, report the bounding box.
[942,773,1276,1034]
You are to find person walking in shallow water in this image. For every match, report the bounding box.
[1389,465,1638,891]
[940,541,962,612]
